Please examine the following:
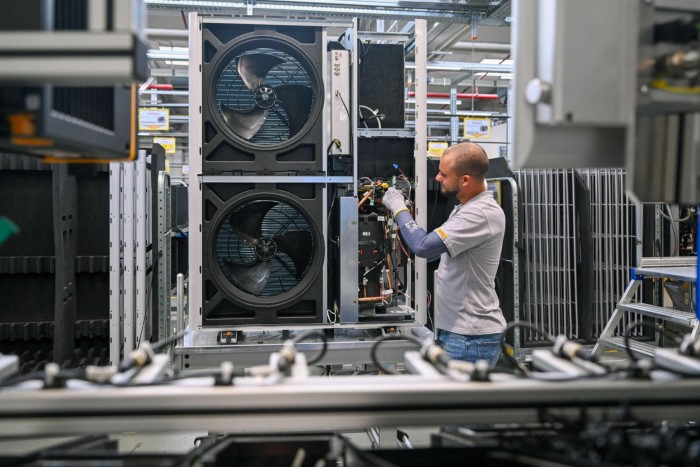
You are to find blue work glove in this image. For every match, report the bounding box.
[382,187,409,218]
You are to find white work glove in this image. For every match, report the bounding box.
[382,187,409,217]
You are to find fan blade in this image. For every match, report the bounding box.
[228,201,277,244]
[275,85,313,137]
[274,230,313,279]
[221,105,267,140]
[237,54,284,92]
[223,259,271,296]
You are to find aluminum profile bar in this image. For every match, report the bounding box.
[177,273,185,347]
[145,0,489,21]
[413,19,428,327]
[123,162,136,355]
[187,12,203,331]
[406,61,512,73]
[157,171,172,344]
[109,163,124,366]
[135,152,147,348]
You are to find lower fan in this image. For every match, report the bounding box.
[202,183,325,325]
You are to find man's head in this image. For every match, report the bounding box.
[435,142,489,203]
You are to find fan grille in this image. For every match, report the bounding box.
[215,200,316,297]
[215,48,314,145]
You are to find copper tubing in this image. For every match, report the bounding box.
[358,190,373,208]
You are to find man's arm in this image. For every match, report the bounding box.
[394,210,447,260]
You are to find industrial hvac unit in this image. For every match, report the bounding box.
[190,14,418,335]
[190,15,331,328]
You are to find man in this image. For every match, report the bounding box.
[381,142,506,367]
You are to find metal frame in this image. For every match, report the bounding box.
[157,171,172,344]
[109,164,124,365]
[187,12,204,333]
[135,152,148,348]
[109,153,154,363]
[2,375,700,436]
[123,161,136,354]
[413,18,428,327]
[487,177,521,357]
[145,0,494,21]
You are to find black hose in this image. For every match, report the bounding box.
[370,334,423,375]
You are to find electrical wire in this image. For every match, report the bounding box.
[370,334,423,375]
[291,330,328,365]
[501,321,556,377]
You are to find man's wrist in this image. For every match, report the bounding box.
[393,207,409,218]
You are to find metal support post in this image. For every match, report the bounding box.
[123,162,136,354]
[414,19,428,326]
[109,163,124,365]
[450,86,458,145]
[157,171,172,344]
[177,273,185,347]
[135,151,147,348]
[52,165,77,365]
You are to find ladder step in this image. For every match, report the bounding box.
[635,266,696,283]
[618,303,697,326]
[599,336,656,358]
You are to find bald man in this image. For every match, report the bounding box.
[382,142,506,367]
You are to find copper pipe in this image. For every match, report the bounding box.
[358,190,373,208]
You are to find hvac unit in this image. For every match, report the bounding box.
[201,22,325,174]
[201,182,325,326]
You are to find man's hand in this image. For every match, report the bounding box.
[381,187,409,217]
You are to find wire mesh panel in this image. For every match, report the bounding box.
[578,169,640,337]
[516,169,578,344]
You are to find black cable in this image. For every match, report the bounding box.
[152,328,187,352]
[370,334,423,375]
[337,92,351,123]
[623,321,657,363]
[291,330,328,365]
[501,321,556,376]
[326,138,341,156]
[138,249,162,347]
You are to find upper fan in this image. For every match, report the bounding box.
[214,47,317,146]
[214,198,318,297]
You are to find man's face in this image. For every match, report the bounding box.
[435,154,462,197]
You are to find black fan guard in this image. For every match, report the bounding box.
[206,36,323,151]
[207,191,324,310]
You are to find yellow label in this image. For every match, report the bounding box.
[139,108,170,131]
[428,141,448,157]
[463,117,490,138]
[153,137,176,154]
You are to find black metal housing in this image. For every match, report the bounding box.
[201,23,325,174]
[201,182,325,326]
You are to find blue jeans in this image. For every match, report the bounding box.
[436,329,503,368]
